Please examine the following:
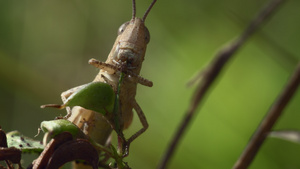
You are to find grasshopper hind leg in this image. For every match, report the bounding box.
[60,84,87,118]
[61,90,73,118]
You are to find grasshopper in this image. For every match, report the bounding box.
[44,0,157,158]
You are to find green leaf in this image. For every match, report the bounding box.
[41,82,115,115]
[41,119,85,139]
[65,82,115,115]
[6,131,44,154]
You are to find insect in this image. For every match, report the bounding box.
[42,0,157,157]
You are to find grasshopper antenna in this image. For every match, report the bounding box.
[132,0,136,19]
[142,0,157,22]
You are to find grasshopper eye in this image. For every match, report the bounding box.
[144,27,150,44]
[118,22,130,35]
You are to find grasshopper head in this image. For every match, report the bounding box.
[113,18,149,69]
[108,0,156,71]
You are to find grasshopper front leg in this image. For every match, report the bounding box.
[123,100,148,156]
[89,58,153,87]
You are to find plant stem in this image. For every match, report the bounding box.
[233,63,300,169]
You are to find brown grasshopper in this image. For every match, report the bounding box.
[43,0,157,158]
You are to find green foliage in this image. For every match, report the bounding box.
[65,82,115,115]
[6,131,44,154]
[40,119,85,139]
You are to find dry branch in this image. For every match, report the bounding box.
[233,63,300,168]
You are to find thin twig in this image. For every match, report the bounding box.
[228,9,298,72]
[233,63,300,169]
[157,0,286,168]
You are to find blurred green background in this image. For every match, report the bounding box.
[1,0,300,168]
